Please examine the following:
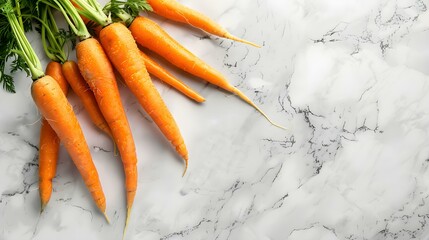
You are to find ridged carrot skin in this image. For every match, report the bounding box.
[62,61,112,138]
[76,37,137,211]
[146,0,260,47]
[32,75,106,216]
[99,23,188,168]
[130,16,284,129]
[39,61,69,211]
[140,51,205,103]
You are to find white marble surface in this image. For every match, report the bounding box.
[1,0,429,239]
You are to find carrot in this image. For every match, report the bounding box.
[74,1,203,104]
[33,75,108,221]
[74,2,187,235]
[37,3,113,139]
[75,0,190,168]
[146,0,260,47]
[49,0,139,231]
[99,22,189,165]
[38,119,58,212]
[129,16,285,129]
[3,0,108,221]
[37,4,110,212]
[62,61,113,138]
[13,0,112,221]
[78,17,204,104]
[39,61,69,212]
[76,37,137,225]
[140,51,205,103]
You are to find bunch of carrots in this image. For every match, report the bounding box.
[0,0,283,237]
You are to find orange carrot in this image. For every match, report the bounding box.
[77,10,203,104]
[32,75,108,221]
[146,0,260,47]
[48,0,137,230]
[129,16,284,129]
[76,37,137,222]
[140,51,205,103]
[4,1,108,221]
[62,60,113,138]
[77,18,204,104]
[99,22,189,171]
[39,61,69,211]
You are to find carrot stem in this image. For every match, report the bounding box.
[72,0,111,26]
[4,5,44,79]
[39,0,91,40]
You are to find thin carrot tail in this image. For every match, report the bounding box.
[176,142,188,175]
[40,202,46,213]
[103,211,111,224]
[182,158,188,177]
[39,179,52,213]
[232,88,286,130]
[223,32,261,48]
[123,207,131,240]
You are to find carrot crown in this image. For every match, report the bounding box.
[0,0,44,80]
[104,0,152,26]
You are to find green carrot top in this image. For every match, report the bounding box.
[0,0,44,85]
[104,0,152,27]
[38,0,91,40]
[37,4,74,63]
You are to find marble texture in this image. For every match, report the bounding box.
[1,0,429,239]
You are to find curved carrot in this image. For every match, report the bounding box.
[62,60,113,138]
[140,51,205,103]
[76,37,137,221]
[99,23,188,171]
[39,61,69,211]
[146,0,260,47]
[32,75,107,219]
[129,16,284,129]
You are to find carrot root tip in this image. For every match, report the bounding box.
[40,202,47,213]
[182,160,188,177]
[103,211,111,224]
[233,89,287,130]
[123,208,132,240]
[224,33,261,48]
[197,96,206,103]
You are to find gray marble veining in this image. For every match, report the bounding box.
[1,0,429,239]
